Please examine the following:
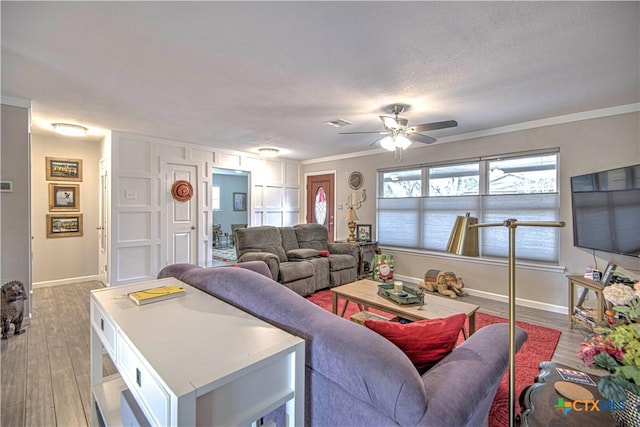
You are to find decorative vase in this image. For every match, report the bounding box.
[613,389,640,427]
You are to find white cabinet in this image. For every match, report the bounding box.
[90,277,305,426]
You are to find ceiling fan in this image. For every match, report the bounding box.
[340,104,458,155]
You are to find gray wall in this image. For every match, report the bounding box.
[1,103,31,315]
[301,111,640,312]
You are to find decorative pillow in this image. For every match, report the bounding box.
[365,313,466,373]
[318,250,330,257]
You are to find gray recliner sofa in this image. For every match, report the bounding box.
[233,224,358,296]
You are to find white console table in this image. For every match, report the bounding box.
[90,277,305,426]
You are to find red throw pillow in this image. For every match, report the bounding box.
[318,250,330,257]
[365,313,466,373]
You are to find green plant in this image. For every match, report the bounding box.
[577,282,640,401]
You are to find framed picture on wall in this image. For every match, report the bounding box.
[48,183,80,211]
[46,157,83,181]
[357,224,372,242]
[46,213,83,238]
[233,192,247,211]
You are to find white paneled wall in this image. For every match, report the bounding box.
[108,131,301,285]
[252,157,301,227]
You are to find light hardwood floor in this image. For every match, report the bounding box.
[1,280,598,426]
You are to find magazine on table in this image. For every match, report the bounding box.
[556,367,597,386]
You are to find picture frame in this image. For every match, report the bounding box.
[601,262,617,286]
[233,192,247,211]
[46,156,83,181]
[48,183,80,211]
[356,224,372,242]
[46,213,83,238]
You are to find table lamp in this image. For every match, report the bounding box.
[345,207,359,242]
[447,213,565,426]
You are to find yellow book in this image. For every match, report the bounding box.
[128,285,185,305]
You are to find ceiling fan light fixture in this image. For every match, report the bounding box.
[52,122,88,137]
[258,147,280,157]
[395,134,412,150]
[380,136,396,151]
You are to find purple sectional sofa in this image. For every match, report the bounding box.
[158,262,527,427]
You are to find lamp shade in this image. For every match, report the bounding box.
[345,207,359,222]
[395,135,412,149]
[446,212,479,256]
[380,136,396,151]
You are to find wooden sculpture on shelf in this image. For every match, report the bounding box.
[419,269,465,299]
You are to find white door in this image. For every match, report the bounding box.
[166,163,198,265]
[97,160,108,285]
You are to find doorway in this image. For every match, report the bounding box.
[212,168,249,262]
[306,173,335,241]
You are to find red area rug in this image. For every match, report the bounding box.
[306,290,561,427]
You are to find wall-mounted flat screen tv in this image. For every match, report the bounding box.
[570,164,640,258]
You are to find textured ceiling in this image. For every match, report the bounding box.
[2,2,639,160]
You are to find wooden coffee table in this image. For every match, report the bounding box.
[331,279,479,336]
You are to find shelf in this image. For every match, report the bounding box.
[93,374,127,427]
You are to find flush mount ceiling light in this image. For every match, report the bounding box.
[52,123,88,137]
[258,147,280,158]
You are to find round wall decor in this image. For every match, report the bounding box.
[349,171,363,190]
[171,180,193,202]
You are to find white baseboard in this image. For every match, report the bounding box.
[33,275,99,288]
[393,274,567,315]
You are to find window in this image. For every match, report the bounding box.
[212,186,221,210]
[377,150,560,262]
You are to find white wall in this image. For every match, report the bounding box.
[30,134,101,285]
[109,132,301,285]
[1,103,31,315]
[301,110,640,312]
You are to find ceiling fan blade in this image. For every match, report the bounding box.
[410,120,458,132]
[380,115,400,130]
[339,131,388,135]
[408,133,437,145]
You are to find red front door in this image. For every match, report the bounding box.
[306,173,335,241]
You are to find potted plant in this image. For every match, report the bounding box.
[577,282,640,425]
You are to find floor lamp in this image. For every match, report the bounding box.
[447,213,565,426]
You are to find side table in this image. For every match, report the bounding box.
[517,361,614,426]
[90,277,305,426]
[568,275,606,329]
[354,241,380,279]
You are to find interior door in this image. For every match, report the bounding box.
[306,173,335,241]
[166,163,198,265]
[97,160,108,285]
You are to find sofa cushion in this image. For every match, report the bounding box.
[287,248,320,260]
[235,226,288,262]
[280,227,301,253]
[328,253,357,270]
[279,261,315,283]
[365,313,466,373]
[294,224,330,251]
